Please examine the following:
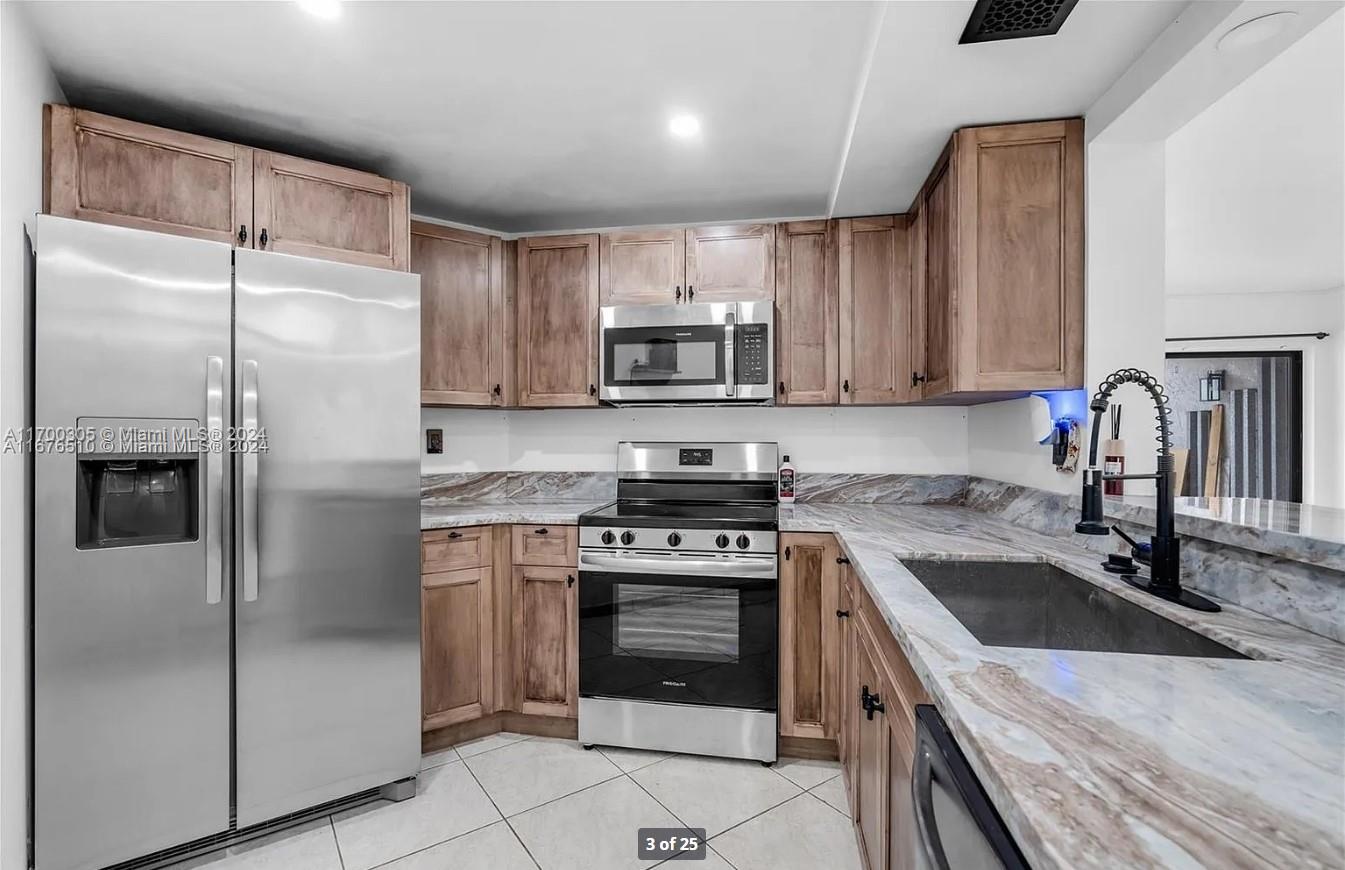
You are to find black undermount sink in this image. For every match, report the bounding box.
[903,560,1249,659]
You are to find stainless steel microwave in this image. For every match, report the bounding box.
[599,301,774,405]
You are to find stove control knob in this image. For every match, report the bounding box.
[600,530,616,546]
[620,530,636,546]
[736,533,751,550]
[715,533,730,549]
[667,532,682,547]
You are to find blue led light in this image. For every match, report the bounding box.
[1034,389,1088,425]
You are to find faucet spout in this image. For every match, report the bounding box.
[1076,368,1221,612]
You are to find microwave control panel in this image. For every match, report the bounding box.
[735,322,770,385]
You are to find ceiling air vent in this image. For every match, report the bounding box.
[959,0,1081,44]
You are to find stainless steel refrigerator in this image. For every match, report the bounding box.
[31,215,422,870]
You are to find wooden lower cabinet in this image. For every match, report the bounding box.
[779,533,841,739]
[840,569,930,870]
[421,525,579,737]
[422,566,493,731]
[512,564,578,718]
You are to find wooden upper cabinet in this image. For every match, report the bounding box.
[686,224,776,302]
[914,119,1084,399]
[839,215,917,405]
[414,222,511,406]
[517,234,600,407]
[512,565,578,718]
[775,221,838,405]
[253,151,409,271]
[600,229,685,305]
[779,533,841,739]
[44,105,252,246]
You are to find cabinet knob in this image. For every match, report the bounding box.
[493,384,502,397]
[836,609,851,619]
[237,224,248,244]
[259,228,269,248]
[836,556,851,565]
[687,285,695,301]
[842,379,850,393]
[911,372,927,388]
[778,382,786,395]
[783,544,791,560]
[861,685,885,720]
[589,384,597,397]
[567,574,575,587]
[675,286,682,302]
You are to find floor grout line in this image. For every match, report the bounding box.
[329,816,346,870]
[458,759,543,870]
[705,789,813,845]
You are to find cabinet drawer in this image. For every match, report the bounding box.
[421,526,491,574]
[511,525,578,567]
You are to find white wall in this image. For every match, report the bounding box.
[422,406,969,474]
[0,4,64,867]
[1166,286,1345,508]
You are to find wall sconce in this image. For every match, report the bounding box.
[1199,370,1225,402]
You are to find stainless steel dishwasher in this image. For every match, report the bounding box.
[911,705,1029,870]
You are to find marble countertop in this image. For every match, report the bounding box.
[1104,493,1345,571]
[421,500,1345,869]
[783,504,1345,870]
[420,499,610,530]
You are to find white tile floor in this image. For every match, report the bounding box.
[169,734,861,870]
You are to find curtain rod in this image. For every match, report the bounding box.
[1166,332,1329,342]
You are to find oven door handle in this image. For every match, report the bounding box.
[579,551,775,578]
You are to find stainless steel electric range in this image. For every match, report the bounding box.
[577,442,779,763]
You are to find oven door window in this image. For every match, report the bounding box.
[604,325,724,387]
[615,584,739,662]
[579,570,777,711]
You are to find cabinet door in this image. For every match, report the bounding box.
[775,221,838,405]
[517,234,600,407]
[836,566,854,765]
[853,616,889,870]
[887,713,916,870]
[600,229,685,305]
[422,566,494,731]
[253,151,410,271]
[512,565,578,717]
[919,147,955,401]
[954,119,1084,392]
[839,216,916,405]
[685,224,776,302]
[44,105,252,246]
[414,222,510,406]
[779,533,840,739]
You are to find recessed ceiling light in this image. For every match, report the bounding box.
[668,114,701,139]
[296,0,342,20]
[1216,11,1297,52]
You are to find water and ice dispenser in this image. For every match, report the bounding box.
[74,418,200,549]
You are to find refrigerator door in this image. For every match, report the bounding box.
[33,216,233,870]
[233,248,421,826]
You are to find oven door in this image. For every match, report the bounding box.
[578,551,777,711]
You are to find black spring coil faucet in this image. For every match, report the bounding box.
[1076,368,1221,612]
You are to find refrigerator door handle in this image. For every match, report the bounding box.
[204,356,224,604]
[241,359,260,602]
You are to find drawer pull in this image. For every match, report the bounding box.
[836,609,851,619]
[534,527,549,535]
[447,531,461,539]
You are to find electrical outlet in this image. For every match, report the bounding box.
[426,429,443,454]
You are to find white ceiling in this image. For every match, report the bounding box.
[22,0,1183,233]
[1165,8,1345,296]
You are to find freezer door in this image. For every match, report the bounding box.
[233,248,421,826]
[33,216,233,870]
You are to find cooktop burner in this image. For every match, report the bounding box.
[580,500,778,532]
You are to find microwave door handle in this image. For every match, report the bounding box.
[724,305,737,398]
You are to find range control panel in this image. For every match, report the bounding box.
[735,322,770,385]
